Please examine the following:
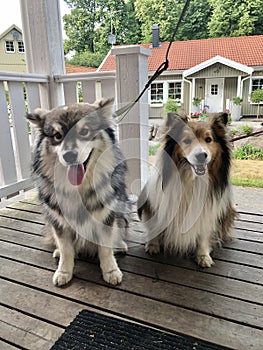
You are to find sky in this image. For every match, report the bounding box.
[0,0,70,35]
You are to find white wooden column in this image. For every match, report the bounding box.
[112,45,151,196]
[237,75,242,97]
[20,0,65,109]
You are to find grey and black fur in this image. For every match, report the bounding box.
[27,98,132,286]
[138,112,237,267]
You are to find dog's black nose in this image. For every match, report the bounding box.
[195,151,207,163]
[63,150,78,164]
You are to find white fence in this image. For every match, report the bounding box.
[0,71,116,200]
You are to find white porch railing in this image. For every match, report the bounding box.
[0,72,48,199]
[54,71,116,104]
[0,71,116,200]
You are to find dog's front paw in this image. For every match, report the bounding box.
[103,268,123,285]
[145,241,160,255]
[53,269,72,286]
[196,254,214,268]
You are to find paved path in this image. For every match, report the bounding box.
[233,185,263,213]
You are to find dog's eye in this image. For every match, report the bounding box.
[79,128,89,137]
[183,138,192,145]
[205,137,212,143]
[53,132,63,141]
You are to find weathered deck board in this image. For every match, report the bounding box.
[0,306,64,350]
[0,198,263,350]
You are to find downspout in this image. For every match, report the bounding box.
[240,75,251,98]
[183,77,192,115]
[240,75,252,117]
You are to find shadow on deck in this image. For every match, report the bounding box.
[0,195,262,350]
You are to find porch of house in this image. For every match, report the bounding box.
[0,190,263,350]
[0,1,263,349]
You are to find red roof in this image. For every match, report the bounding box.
[99,35,263,72]
[65,64,97,74]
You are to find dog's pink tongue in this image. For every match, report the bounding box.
[67,164,84,186]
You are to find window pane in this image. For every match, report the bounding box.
[18,41,25,53]
[5,41,15,52]
[150,83,163,102]
[211,84,218,95]
[252,79,263,91]
[168,82,182,99]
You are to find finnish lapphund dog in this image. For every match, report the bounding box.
[27,98,134,286]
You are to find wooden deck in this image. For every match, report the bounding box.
[0,195,262,350]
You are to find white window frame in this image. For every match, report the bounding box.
[149,81,164,106]
[149,80,183,107]
[249,76,263,104]
[5,40,15,53]
[18,40,25,53]
[168,81,183,101]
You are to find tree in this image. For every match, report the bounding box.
[176,0,212,40]
[67,51,105,67]
[134,0,184,43]
[63,0,141,57]
[63,1,96,53]
[208,0,263,37]
[251,89,263,119]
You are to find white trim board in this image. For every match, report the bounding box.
[183,55,254,77]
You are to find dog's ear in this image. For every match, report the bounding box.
[218,112,228,126]
[26,108,48,128]
[165,112,188,128]
[210,112,228,138]
[94,98,115,125]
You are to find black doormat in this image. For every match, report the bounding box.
[51,310,228,350]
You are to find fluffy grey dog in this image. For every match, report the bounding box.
[27,98,132,286]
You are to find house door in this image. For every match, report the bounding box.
[205,78,224,113]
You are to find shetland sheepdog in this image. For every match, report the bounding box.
[138,112,236,267]
[26,98,134,286]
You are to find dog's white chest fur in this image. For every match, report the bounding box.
[145,169,230,254]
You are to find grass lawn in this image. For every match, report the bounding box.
[231,159,263,188]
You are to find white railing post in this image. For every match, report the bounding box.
[20,0,65,108]
[112,45,151,196]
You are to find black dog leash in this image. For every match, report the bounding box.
[113,0,191,123]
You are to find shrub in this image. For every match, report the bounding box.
[164,98,179,114]
[231,128,238,136]
[233,145,263,160]
[149,143,160,156]
[232,96,243,105]
[238,125,253,135]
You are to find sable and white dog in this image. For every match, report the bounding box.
[27,98,133,286]
[138,112,237,267]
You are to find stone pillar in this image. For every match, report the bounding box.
[111,45,151,196]
[20,0,65,108]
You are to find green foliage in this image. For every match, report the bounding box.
[233,145,263,160]
[232,96,243,105]
[231,128,238,136]
[231,178,263,188]
[149,143,160,156]
[135,0,183,43]
[63,0,141,55]
[250,89,263,118]
[164,98,179,114]
[238,125,253,135]
[67,51,105,68]
[251,89,263,103]
[208,0,263,37]
[192,97,202,106]
[62,0,263,57]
